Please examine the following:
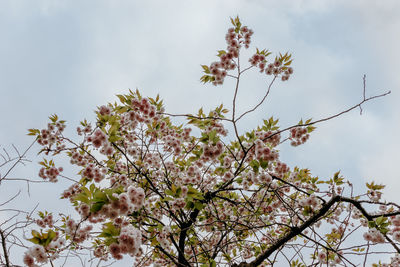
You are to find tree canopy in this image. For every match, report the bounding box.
[18,17,399,267]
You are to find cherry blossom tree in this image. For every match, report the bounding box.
[23,17,399,267]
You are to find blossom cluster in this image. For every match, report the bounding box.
[254,139,279,162]
[23,232,66,267]
[202,140,224,160]
[289,126,310,146]
[36,121,65,148]
[256,130,281,147]
[38,165,63,182]
[36,213,54,228]
[62,183,82,199]
[23,245,48,266]
[66,219,92,243]
[109,224,142,259]
[87,129,113,154]
[266,61,293,81]
[363,228,385,243]
[81,163,107,182]
[206,20,253,85]
[124,97,158,127]
[298,194,319,209]
[81,185,146,222]
[390,215,400,242]
[249,52,294,82]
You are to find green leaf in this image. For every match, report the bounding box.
[89,183,96,192]
[101,222,120,237]
[260,159,269,169]
[27,128,40,136]
[162,196,173,202]
[185,201,194,209]
[116,94,127,104]
[93,190,108,202]
[43,230,56,246]
[201,65,210,74]
[165,189,174,196]
[194,202,204,211]
[73,193,90,204]
[176,187,182,197]
[91,201,105,213]
[209,130,219,143]
[217,50,226,57]
[250,160,260,173]
[366,182,385,190]
[333,171,344,185]
[49,114,58,123]
[31,230,41,238]
[81,186,90,196]
[375,216,385,225]
[27,237,41,244]
[368,221,376,228]
[307,126,316,133]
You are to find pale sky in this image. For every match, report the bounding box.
[0,0,399,265]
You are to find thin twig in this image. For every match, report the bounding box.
[235,75,277,122]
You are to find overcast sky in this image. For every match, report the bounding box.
[0,0,399,265]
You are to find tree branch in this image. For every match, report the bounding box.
[233,194,400,266]
[0,229,10,267]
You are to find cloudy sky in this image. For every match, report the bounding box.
[0,0,399,265]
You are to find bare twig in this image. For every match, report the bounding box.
[235,75,277,122]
